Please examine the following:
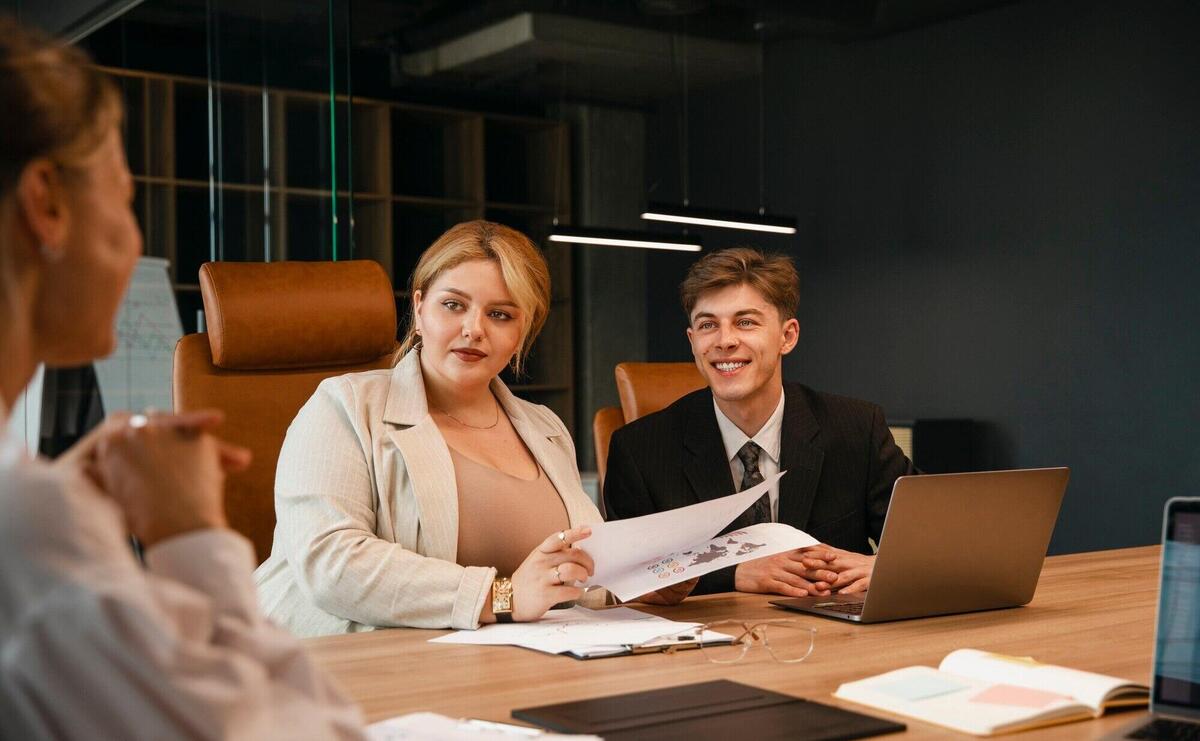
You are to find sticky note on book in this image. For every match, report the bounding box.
[875,675,971,702]
[970,684,1070,709]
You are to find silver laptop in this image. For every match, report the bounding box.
[1105,498,1200,740]
[771,467,1069,623]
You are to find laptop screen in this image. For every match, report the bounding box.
[1154,501,1200,713]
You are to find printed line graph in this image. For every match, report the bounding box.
[94,258,182,413]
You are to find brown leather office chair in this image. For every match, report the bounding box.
[173,260,399,563]
[592,405,625,493]
[592,361,708,494]
[614,362,707,422]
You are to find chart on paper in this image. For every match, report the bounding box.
[93,257,183,413]
[602,522,818,602]
[583,472,788,588]
[648,530,771,579]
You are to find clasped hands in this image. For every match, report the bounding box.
[734,545,874,597]
[56,410,251,548]
[502,539,866,619]
[635,545,874,605]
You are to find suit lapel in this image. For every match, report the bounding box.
[777,386,825,532]
[382,352,460,563]
[380,350,602,563]
[387,420,459,562]
[682,391,737,504]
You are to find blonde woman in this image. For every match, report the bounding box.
[0,17,362,739]
[256,221,608,635]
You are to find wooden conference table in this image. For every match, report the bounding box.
[307,546,1158,738]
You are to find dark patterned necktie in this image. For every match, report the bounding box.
[737,441,772,524]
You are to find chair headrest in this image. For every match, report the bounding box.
[199,260,398,370]
[614,362,708,421]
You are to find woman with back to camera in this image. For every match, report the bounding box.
[0,17,363,739]
[255,220,693,635]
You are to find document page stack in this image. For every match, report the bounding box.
[430,606,722,658]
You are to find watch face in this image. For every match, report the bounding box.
[494,579,513,611]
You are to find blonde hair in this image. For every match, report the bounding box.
[398,220,551,375]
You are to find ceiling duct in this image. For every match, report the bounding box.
[397,12,756,104]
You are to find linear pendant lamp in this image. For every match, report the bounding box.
[641,202,797,235]
[548,226,702,253]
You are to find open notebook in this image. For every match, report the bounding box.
[834,649,1148,736]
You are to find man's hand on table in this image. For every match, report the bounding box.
[796,544,875,594]
[734,551,833,597]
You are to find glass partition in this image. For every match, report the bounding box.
[29,0,353,453]
[26,0,575,455]
[81,0,354,319]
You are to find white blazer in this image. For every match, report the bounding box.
[254,349,604,636]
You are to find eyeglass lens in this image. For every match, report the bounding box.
[697,621,815,664]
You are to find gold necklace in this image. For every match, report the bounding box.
[437,400,501,430]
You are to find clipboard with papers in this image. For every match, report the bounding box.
[564,629,735,660]
[428,606,734,660]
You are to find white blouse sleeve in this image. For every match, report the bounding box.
[0,460,365,741]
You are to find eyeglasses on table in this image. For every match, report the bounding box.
[631,619,817,664]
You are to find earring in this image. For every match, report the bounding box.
[39,243,64,263]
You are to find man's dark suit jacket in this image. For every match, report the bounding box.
[603,383,914,595]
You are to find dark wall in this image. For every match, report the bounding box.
[645,0,1200,554]
[2,0,145,39]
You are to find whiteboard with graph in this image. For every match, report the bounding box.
[93,257,183,413]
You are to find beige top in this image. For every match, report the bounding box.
[0,401,364,740]
[254,349,605,636]
[451,446,570,577]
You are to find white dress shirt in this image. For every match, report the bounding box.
[713,391,786,521]
[0,400,364,740]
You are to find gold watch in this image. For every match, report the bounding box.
[492,576,514,623]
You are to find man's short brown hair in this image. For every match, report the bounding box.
[679,247,799,321]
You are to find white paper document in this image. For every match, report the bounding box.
[429,606,701,656]
[597,521,818,602]
[577,472,818,601]
[367,712,600,740]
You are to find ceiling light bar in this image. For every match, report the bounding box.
[548,226,702,253]
[641,202,797,235]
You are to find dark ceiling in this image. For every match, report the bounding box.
[120,0,1016,49]
[77,0,1018,108]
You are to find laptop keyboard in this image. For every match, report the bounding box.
[1129,719,1200,740]
[816,601,865,615]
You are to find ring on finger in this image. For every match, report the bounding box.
[557,530,572,549]
[128,405,161,430]
[553,564,565,585]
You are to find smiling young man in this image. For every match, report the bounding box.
[603,247,914,598]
